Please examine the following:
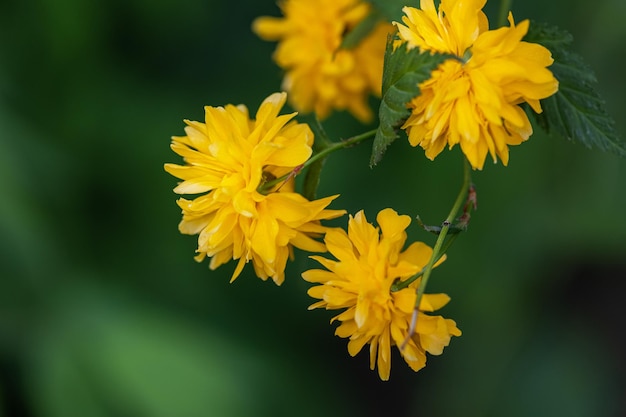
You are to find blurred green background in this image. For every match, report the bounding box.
[1,0,625,416]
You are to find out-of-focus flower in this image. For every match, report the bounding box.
[165,92,345,285]
[395,0,558,169]
[253,0,393,122]
[302,208,461,380]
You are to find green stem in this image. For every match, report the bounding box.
[398,157,471,351]
[497,0,512,27]
[260,128,377,192]
[413,158,471,309]
[307,129,376,167]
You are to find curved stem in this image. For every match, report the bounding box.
[399,157,471,350]
[414,158,471,309]
[260,128,377,193]
[306,128,377,168]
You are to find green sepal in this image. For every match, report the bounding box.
[302,158,325,201]
[523,22,626,157]
[302,117,331,200]
[370,38,453,166]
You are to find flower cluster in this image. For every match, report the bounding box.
[303,209,461,380]
[165,92,344,285]
[165,0,576,381]
[253,0,393,122]
[396,0,558,169]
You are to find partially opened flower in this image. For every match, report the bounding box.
[302,208,461,380]
[253,0,393,122]
[395,0,558,169]
[165,92,345,285]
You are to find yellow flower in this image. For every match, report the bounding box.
[253,0,393,123]
[302,208,461,380]
[165,92,345,285]
[395,0,559,169]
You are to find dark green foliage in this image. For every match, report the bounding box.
[524,22,626,157]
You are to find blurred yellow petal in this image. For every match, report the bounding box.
[253,0,393,122]
[252,16,290,40]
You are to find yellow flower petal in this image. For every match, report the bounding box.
[419,293,451,312]
[251,16,289,40]
[377,208,411,243]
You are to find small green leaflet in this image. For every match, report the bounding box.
[370,38,452,166]
[524,22,625,157]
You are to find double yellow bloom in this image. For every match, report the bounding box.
[254,0,558,169]
[253,0,392,122]
[165,93,344,285]
[303,209,461,381]
[167,0,561,380]
[165,92,460,380]
[396,0,558,169]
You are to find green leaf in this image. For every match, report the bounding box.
[366,0,408,22]
[523,22,626,157]
[370,39,452,166]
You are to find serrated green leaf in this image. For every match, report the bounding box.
[366,0,408,22]
[370,39,452,166]
[524,22,626,157]
[522,21,573,51]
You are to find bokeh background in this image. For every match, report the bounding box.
[1,0,625,416]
